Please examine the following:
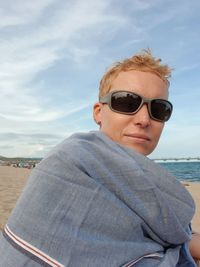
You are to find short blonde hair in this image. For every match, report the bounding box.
[99,49,172,98]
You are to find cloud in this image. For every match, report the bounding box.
[150,121,200,159]
[0,0,56,27]
[0,132,61,140]
[0,0,129,127]
[0,110,62,122]
[0,131,63,157]
[0,0,199,157]
[0,145,13,150]
[174,63,200,75]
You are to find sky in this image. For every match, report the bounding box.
[0,0,200,159]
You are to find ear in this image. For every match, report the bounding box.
[93,102,103,126]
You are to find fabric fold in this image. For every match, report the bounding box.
[0,131,196,266]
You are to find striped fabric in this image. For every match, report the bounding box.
[3,225,65,267]
[122,253,163,267]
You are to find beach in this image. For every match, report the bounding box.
[0,166,31,230]
[0,166,199,232]
[184,181,200,232]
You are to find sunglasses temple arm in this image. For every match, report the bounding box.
[99,94,110,103]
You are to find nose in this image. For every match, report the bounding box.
[132,104,151,127]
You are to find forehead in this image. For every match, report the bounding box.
[110,70,169,98]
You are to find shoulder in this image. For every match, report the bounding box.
[36,131,103,168]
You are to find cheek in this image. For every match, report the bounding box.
[146,124,164,155]
[100,108,128,133]
[153,123,164,142]
[100,109,112,127]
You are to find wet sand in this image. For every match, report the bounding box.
[0,166,199,232]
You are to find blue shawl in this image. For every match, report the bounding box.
[0,131,196,266]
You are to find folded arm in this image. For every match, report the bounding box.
[189,232,200,260]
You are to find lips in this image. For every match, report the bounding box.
[124,133,151,141]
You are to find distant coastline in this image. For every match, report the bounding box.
[1,155,200,167]
[153,157,200,163]
[0,155,42,169]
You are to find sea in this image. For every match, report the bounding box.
[156,161,200,182]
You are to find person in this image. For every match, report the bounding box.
[0,50,199,266]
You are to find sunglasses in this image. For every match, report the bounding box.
[99,90,173,122]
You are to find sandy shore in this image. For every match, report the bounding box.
[0,166,199,232]
[183,182,200,232]
[0,166,31,230]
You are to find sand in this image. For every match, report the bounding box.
[0,166,31,230]
[184,182,200,233]
[0,166,199,232]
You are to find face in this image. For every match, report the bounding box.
[93,70,169,155]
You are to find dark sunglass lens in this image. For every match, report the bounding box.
[151,100,172,121]
[111,92,141,113]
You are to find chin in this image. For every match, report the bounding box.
[128,145,152,156]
